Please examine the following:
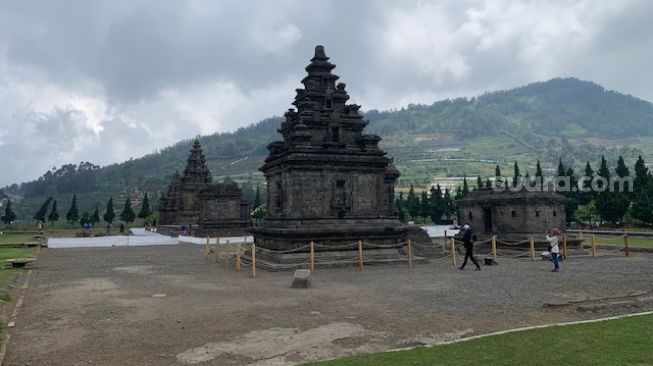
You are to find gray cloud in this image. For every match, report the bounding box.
[0,0,651,186]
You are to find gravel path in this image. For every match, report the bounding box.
[4,245,653,365]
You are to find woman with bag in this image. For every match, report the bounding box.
[546,228,561,272]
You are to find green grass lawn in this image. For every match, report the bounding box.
[305,314,653,366]
[592,235,653,249]
[0,247,37,302]
[0,233,38,245]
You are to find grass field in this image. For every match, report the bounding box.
[0,247,38,302]
[593,235,653,249]
[0,233,37,245]
[305,314,653,366]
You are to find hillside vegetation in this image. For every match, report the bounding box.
[4,77,653,219]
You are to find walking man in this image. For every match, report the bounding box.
[459,224,481,271]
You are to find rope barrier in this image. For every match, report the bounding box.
[411,242,443,249]
[496,239,531,246]
[312,242,359,250]
[360,241,406,249]
[255,244,312,254]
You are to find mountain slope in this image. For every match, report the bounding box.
[5,77,653,219]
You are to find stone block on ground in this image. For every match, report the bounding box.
[292,269,311,288]
[4,258,35,269]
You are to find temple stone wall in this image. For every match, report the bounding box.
[456,188,568,237]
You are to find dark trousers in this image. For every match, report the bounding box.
[461,246,480,269]
[551,252,560,270]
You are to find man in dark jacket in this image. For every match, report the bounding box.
[459,224,481,270]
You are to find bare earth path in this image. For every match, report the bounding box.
[4,245,653,365]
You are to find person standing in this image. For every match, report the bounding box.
[546,228,561,272]
[459,224,481,271]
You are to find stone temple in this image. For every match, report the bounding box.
[455,187,570,246]
[252,45,416,253]
[159,139,251,237]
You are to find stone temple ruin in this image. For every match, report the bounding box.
[455,187,577,249]
[252,45,429,266]
[159,139,251,237]
[456,187,568,236]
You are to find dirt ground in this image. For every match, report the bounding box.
[3,244,653,366]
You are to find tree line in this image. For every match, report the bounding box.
[3,193,156,229]
[393,154,653,227]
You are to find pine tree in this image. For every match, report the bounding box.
[512,161,521,187]
[419,190,429,219]
[631,156,653,224]
[557,159,566,177]
[395,192,409,223]
[1,199,16,224]
[48,200,60,225]
[120,197,136,224]
[596,155,611,192]
[103,198,115,224]
[564,167,579,221]
[138,193,151,219]
[634,155,650,193]
[495,165,502,184]
[535,160,543,177]
[476,176,483,190]
[485,178,492,188]
[406,184,419,218]
[34,197,53,223]
[66,194,79,223]
[462,176,469,195]
[595,156,628,224]
[579,161,595,205]
[429,185,444,223]
[455,185,463,200]
[632,176,653,225]
[443,188,453,217]
[253,186,262,208]
[615,155,630,178]
[91,207,100,225]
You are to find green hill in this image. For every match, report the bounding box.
[5,77,653,219]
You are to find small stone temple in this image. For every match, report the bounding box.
[252,45,419,255]
[455,187,569,237]
[158,139,251,236]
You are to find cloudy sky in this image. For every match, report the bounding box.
[0,0,651,186]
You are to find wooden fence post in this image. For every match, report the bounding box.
[529,236,535,261]
[451,237,457,267]
[236,243,241,271]
[407,239,413,269]
[310,241,315,272]
[251,244,256,278]
[624,233,630,257]
[358,240,364,271]
[562,235,568,260]
[224,240,230,268]
[204,237,210,258]
[491,235,497,262]
[591,234,596,257]
[444,230,448,247]
[215,238,221,263]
